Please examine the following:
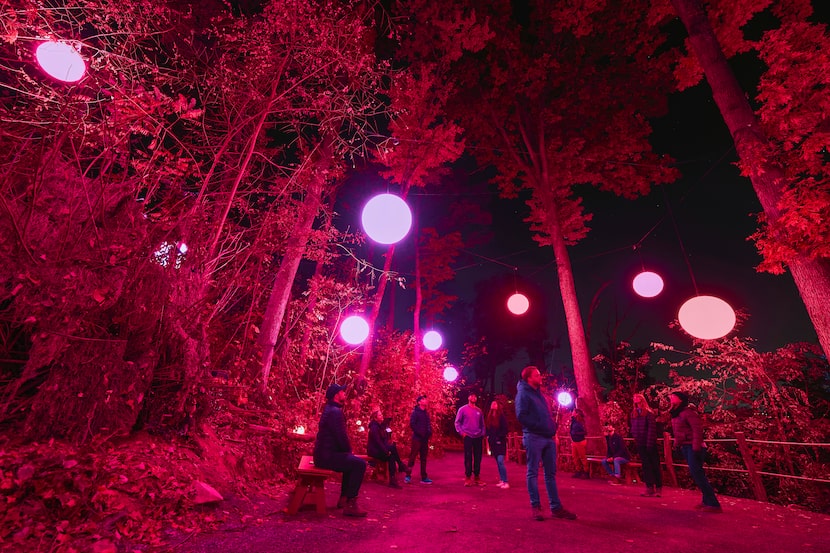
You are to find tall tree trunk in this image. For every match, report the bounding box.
[671,0,830,359]
[357,245,396,382]
[414,236,423,381]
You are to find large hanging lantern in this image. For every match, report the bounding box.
[361,193,412,245]
[35,41,86,82]
[340,315,370,345]
[632,271,664,298]
[678,295,736,340]
[423,330,443,351]
[557,391,574,407]
[443,365,459,382]
[507,293,529,315]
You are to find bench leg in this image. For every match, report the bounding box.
[286,475,328,515]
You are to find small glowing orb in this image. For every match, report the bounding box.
[633,271,664,298]
[443,365,459,382]
[678,295,736,340]
[355,420,362,426]
[35,41,86,82]
[340,315,370,344]
[177,242,188,254]
[557,391,573,406]
[423,330,443,351]
[507,293,529,315]
[361,193,412,245]
[293,426,305,435]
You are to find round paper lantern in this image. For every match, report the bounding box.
[507,293,529,315]
[361,193,412,245]
[557,391,573,407]
[340,315,370,345]
[678,295,736,340]
[36,41,86,82]
[443,365,459,382]
[423,330,443,351]
[632,271,664,298]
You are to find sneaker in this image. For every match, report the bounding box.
[464,477,474,487]
[343,497,368,518]
[404,475,411,484]
[500,481,510,489]
[531,506,544,521]
[641,488,656,497]
[700,505,723,513]
[609,478,622,486]
[655,487,662,497]
[551,507,577,520]
[420,478,433,484]
[389,480,402,489]
[475,478,486,487]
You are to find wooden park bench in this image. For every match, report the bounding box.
[285,455,336,515]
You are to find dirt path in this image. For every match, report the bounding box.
[172,451,830,553]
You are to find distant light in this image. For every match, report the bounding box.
[35,41,86,82]
[340,315,370,344]
[557,391,573,406]
[355,420,362,426]
[633,271,664,298]
[361,193,412,245]
[443,365,459,382]
[678,295,736,340]
[177,242,188,254]
[293,426,305,435]
[507,293,529,315]
[423,330,443,351]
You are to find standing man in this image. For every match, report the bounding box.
[670,391,722,512]
[406,394,433,484]
[455,392,486,486]
[631,393,662,496]
[313,383,368,517]
[515,366,577,521]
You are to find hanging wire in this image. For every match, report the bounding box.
[660,184,699,295]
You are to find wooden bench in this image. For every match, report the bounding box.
[586,456,642,483]
[365,457,389,482]
[285,456,335,515]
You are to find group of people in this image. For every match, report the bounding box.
[312,367,721,519]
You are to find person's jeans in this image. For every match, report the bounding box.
[494,454,508,482]
[602,457,629,477]
[315,453,367,499]
[571,440,588,473]
[463,436,483,477]
[680,444,720,507]
[637,445,662,489]
[523,432,562,510]
[407,437,429,479]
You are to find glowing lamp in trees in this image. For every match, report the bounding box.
[423,330,443,351]
[557,391,573,407]
[678,295,736,340]
[443,365,459,382]
[340,315,370,345]
[507,293,529,315]
[35,41,86,82]
[632,271,664,298]
[361,193,412,245]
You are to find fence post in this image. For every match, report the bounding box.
[735,431,768,502]
[663,431,678,487]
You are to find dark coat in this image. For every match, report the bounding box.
[313,401,351,466]
[486,413,508,457]
[410,406,432,441]
[569,417,587,443]
[630,409,658,449]
[605,433,631,460]
[367,420,392,460]
[515,379,557,437]
[671,406,705,450]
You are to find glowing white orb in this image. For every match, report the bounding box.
[507,293,529,315]
[678,295,736,340]
[633,271,664,298]
[557,391,573,406]
[340,315,370,345]
[423,330,443,351]
[443,365,459,382]
[35,41,86,82]
[361,193,412,245]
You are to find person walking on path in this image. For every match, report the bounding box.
[367,408,409,489]
[601,425,631,485]
[569,408,589,479]
[515,366,577,521]
[486,401,510,488]
[455,392,487,487]
[406,395,433,484]
[670,391,722,513]
[312,383,368,517]
[631,393,662,497]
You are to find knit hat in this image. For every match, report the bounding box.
[326,383,346,401]
[416,394,427,403]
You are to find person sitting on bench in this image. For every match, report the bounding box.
[601,424,630,485]
[367,408,409,488]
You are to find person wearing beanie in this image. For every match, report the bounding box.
[670,391,722,513]
[406,394,433,484]
[313,383,368,517]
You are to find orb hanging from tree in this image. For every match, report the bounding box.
[423,330,443,351]
[507,293,529,315]
[36,41,86,82]
[443,365,459,382]
[340,315,370,345]
[361,193,412,245]
[632,271,664,298]
[678,295,736,340]
[557,391,574,407]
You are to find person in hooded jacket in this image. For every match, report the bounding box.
[670,391,722,513]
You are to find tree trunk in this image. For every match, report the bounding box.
[357,245,396,382]
[414,236,423,381]
[671,0,830,359]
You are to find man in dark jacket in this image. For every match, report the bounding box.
[515,366,577,521]
[601,425,631,485]
[313,383,367,517]
[670,391,722,513]
[406,395,433,484]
